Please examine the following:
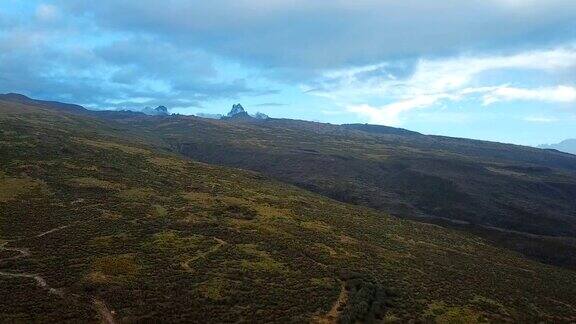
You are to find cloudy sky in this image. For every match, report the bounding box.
[1,0,575,145]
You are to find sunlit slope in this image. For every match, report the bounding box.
[1,101,576,322]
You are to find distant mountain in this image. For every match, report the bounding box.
[196,113,223,119]
[198,109,267,120]
[0,93,86,113]
[225,103,250,119]
[252,112,269,120]
[142,105,169,116]
[0,94,267,123]
[539,139,576,155]
[0,93,174,118]
[223,103,270,120]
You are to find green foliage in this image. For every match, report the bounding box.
[423,302,486,324]
[69,177,124,190]
[339,275,388,324]
[91,254,140,277]
[0,176,45,202]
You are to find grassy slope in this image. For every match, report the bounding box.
[1,101,576,322]
[121,116,576,268]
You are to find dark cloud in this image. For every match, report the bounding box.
[57,0,576,69]
[1,1,574,110]
[95,38,216,83]
[0,11,273,108]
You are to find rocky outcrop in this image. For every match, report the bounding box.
[227,104,250,118]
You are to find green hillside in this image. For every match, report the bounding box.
[115,115,576,269]
[2,100,576,322]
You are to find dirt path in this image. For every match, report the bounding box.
[36,224,71,238]
[0,243,30,261]
[93,298,117,324]
[1,224,116,323]
[312,282,348,324]
[0,240,63,296]
[181,237,226,272]
[0,270,63,296]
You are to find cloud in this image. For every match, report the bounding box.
[348,95,453,126]
[56,0,576,70]
[1,1,575,116]
[523,116,559,123]
[0,3,275,108]
[309,46,576,125]
[36,4,59,22]
[482,86,576,105]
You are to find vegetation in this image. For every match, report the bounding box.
[1,100,576,322]
[120,114,576,269]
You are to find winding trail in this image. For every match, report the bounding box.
[0,224,117,323]
[0,270,63,297]
[0,244,30,261]
[0,238,64,296]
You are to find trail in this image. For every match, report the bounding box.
[0,244,30,261]
[0,270,63,296]
[312,282,348,324]
[93,298,117,324]
[0,240,64,297]
[36,224,71,238]
[181,237,226,272]
[0,224,116,323]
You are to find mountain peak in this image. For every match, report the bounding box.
[142,105,169,116]
[227,103,247,117]
[253,112,269,120]
[538,139,576,155]
[155,105,168,114]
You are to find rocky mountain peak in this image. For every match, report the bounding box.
[155,106,168,114]
[228,103,247,117]
[142,105,169,116]
[253,112,269,120]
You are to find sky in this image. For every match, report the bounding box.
[0,0,575,146]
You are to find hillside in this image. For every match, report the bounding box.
[2,99,576,322]
[95,113,576,269]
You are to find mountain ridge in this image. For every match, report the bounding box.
[539,139,576,155]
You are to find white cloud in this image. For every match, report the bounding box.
[347,94,457,126]
[523,116,559,123]
[482,85,576,105]
[36,4,60,22]
[309,45,576,125]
